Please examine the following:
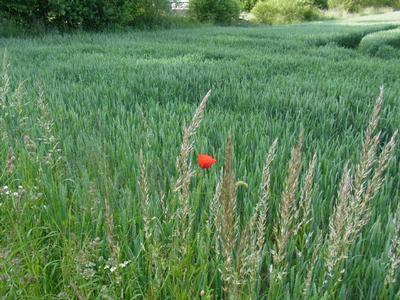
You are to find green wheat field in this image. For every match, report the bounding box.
[0,22,400,299]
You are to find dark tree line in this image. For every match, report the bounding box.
[0,0,170,29]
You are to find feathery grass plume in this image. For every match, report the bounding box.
[359,130,398,227]
[240,140,278,268]
[385,205,400,287]
[174,90,211,244]
[273,132,303,272]
[351,86,384,215]
[175,90,212,189]
[139,150,151,241]
[324,87,398,288]
[1,49,9,106]
[303,233,322,298]
[210,170,223,229]
[325,163,352,282]
[210,170,223,265]
[256,139,278,255]
[237,139,278,295]
[294,152,317,235]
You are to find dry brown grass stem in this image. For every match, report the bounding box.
[220,137,238,291]
[385,205,400,287]
[139,150,151,240]
[211,171,223,261]
[274,133,303,267]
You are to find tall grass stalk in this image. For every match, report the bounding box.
[324,87,398,290]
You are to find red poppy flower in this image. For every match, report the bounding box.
[197,154,216,170]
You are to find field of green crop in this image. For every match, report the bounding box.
[0,22,399,299]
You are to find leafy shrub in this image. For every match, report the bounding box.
[313,0,329,8]
[239,0,258,11]
[47,0,120,29]
[189,0,240,24]
[327,0,400,11]
[359,28,400,58]
[0,0,171,29]
[0,0,44,25]
[0,0,116,29]
[327,0,362,11]
[120,0,170,26]
[365,0,400,7]
[0,17,49,37]
[251,0,318,25]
